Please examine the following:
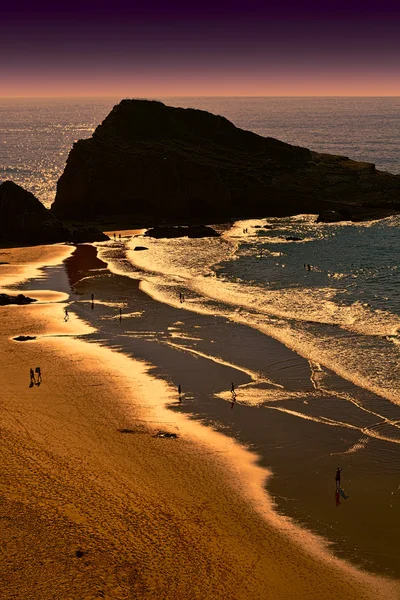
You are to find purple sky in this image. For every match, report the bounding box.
[1,0,399,96]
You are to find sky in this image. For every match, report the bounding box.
[1,0,399,97]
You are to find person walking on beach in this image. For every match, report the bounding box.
[335,467,342,488]
[64,307,69,321]
[119,307,122,323]
[35,367,42,385]
[29,368,35,386]
[178,384,182,403]
[230,382,237,408]
[91,293,94,310]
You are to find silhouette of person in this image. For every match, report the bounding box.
[91,293,94,310]
[29,368,35,387]
[35,367,42,385]
[230,382,237,408]
[335,467,342,488]
[307,264,311,271]
[119,307,122,323]
[114,233,116,241]
[178,384,182,402]
[64,307,69,321]
[119,234,121,241]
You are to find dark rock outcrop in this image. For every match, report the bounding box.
[0,181,70,245]
[0,181,108,246]
[68,226,109,243]
[316,209,353,223]
[144,225,219,238]
[0,293,37,305]
[51,99,400,223]
[14,335,37,341]
[133,246,148,251]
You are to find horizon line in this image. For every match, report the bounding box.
[1,94,400,100]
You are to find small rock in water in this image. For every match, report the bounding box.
[0,293,37,306]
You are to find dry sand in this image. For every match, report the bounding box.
[1,245,399,599]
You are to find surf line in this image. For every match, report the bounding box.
[164,340,283,389]
[267,406,400,446]
[311,379,400,434]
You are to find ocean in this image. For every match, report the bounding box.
[2,96,400,576]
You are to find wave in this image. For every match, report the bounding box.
[97,217,400,407]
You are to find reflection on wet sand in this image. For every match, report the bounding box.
[68,241,400,580]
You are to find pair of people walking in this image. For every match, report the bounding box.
[29,367,42,387]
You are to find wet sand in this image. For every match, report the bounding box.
[0,243,399,599]
[74,240,400,579]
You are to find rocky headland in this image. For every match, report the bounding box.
[51,99,400,224]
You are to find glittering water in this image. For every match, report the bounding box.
[1,96,399,207]
[123,215,400,409]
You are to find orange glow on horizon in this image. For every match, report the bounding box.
[0,76,400,98]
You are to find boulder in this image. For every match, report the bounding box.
[316,209,352,223]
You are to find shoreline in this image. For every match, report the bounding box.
[79,237,400,578]
[1,243,399,598]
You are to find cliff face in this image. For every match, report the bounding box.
[51,99,400,222]
[0,181,70,245]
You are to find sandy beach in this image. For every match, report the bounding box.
[1,242,399,599]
